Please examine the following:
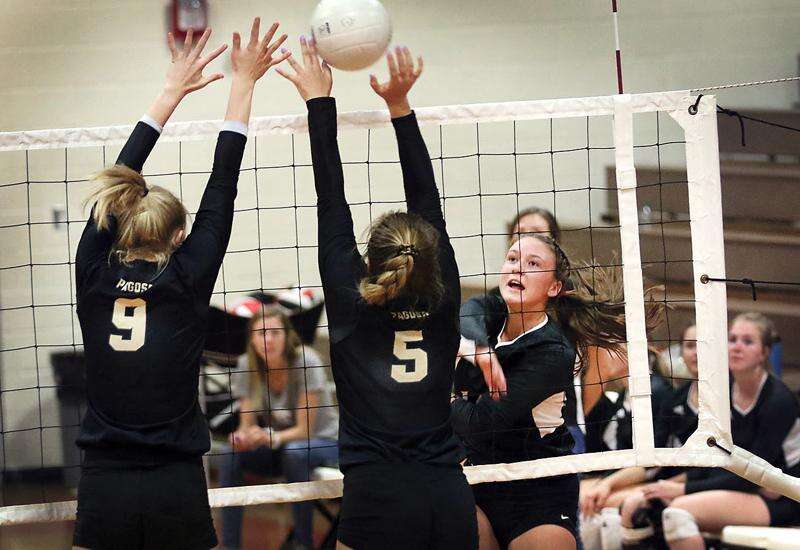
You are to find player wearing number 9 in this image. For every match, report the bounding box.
[279,41,478,549]
[72,19,291,550]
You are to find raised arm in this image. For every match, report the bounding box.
[176,19,290,301]
[368,47,464,311]
[76,28,227,291]
[371,49,446,232]
[278,38,364,338]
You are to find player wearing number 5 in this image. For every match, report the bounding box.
[72,20,290,550]
[279,41,478,549]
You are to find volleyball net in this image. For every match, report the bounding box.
[1,90,797,525]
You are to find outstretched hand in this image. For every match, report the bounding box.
[231,17,290,84]
[370,46,423,118]
[275,36,333,102]
[164,28,228,99]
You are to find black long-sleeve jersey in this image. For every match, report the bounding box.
[308,97,463,470]
[75,122,246,464]
[685,373,800,494]
[451,316,576,465]
[457,290,580,428]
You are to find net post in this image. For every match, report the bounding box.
[613,94,656,465]
[669,96,732,448]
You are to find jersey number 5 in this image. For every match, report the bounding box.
[391,330,428,383]
[109,298,146,352]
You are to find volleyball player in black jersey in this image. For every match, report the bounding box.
[451,234,662,549]
[456,209,632,455]
[277,41,477,549]
[72,20,289,550]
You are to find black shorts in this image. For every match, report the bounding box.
[472,473,579,548]
[337,462,478,549]
[764,494,800,527]
[73,459,216,550]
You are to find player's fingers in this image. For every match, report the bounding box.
[394,46,407,77]
[249,17,261,47]
[386,51,398,80]
[198,43,228,70]
[232,32,241,52]
[191,27,212,59]
[300,35,313,67]
[194,73,224,91]
[261,21,279,52]
[183,27,194,53]
[402,47,413,77]
[414,56,424,78]
[265,33,288,57]
[369,74,382,93]
[284,50,303,73]
[167,32,178,61]
[268,49,292,68]
[307,37,320,63]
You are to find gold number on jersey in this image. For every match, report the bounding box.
[391,330,428,383]
[109,298,146,352]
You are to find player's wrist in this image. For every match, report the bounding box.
[158,87,185,105]
[386,98,411,118]
[303,84,332,101]
[231,73,258,89]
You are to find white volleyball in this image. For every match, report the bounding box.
[310,0,393,71]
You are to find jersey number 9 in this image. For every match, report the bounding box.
[109,298,147,352]
[391,330,429,383]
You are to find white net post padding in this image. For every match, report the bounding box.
[670,96,733,454]
[2,90,797,526]
[613,94,656,466]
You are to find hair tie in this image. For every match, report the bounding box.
[397,244,419,259]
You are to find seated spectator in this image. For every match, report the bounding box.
[218,305,338,550]
[619,313,800,548]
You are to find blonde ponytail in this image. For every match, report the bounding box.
[359,253,415,306]
[85,165,187,268]
[359,212,443,308]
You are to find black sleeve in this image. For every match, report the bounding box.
[116,121,161,172]
[307,97,363,342]
[451,345,569,444]
[391,113,460,301]
[460,287,507,347]
[75,122,160,293]
[685,467,758,494]
[173,130,247,302]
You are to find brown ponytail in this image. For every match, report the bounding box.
[85,164,187,268]
[530,234,664,371]
[359,211,444,308]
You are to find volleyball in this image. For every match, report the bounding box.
[310,0,392,71]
